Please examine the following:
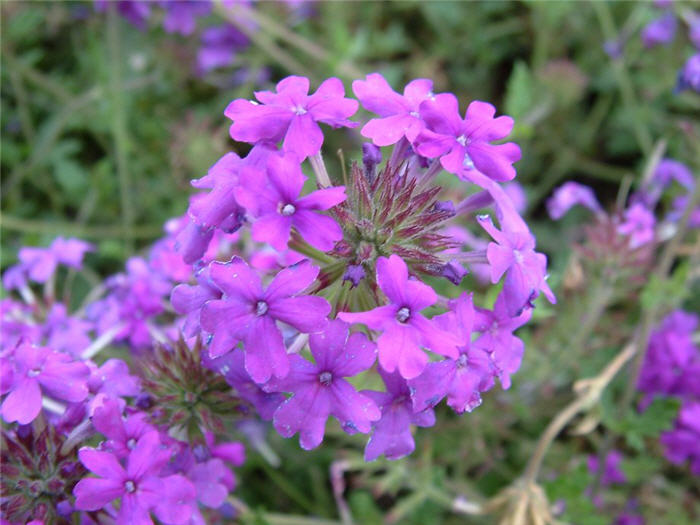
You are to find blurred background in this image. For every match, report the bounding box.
[1,1,699,524]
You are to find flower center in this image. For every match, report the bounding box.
[126,438,137,450]
[395,307,411,323]
[456,354,468,369]
[513,250,524,263]
[462,153,475,170]
[457,134,473,146]
[256,301,269,316]
[319,371,333,386]
[280,203,296,216]
[291,105,307,115]
[124,480,136,493]
[27,368,42,378]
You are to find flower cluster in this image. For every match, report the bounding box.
[639,310,700,475]
[172,72,554,461]
[1,73,554,522]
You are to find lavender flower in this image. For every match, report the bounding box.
[547,181,602,220]
[641,12,677,48]
[660,401,700,475]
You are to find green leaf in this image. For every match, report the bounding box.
[641,263,690,312]
[602,397,680,451]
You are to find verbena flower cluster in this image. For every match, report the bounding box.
[1,73,557,523]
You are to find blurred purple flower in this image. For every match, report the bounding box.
[547,181,602,220]
[1,343,90,424]
[641,12,677,48]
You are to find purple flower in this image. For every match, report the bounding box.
[415,97,521,181]
[74,432,196,524]
[94,0,151,30]
[547,181,602,220]
[477,214,555,317]
[92,399,156,458]
[638,310,700,404]
[408,294,494,413]
[653,159,695,190]
[188,151,246,231]
[617,203,655,249]
[677,53,700,93]
[641,12,677,48]
[7,237,92,286]
[338,254,459,380]
[1,344,90,424]
[204,348,285,420]
[171,266,222,338]
[160,0,211,36]
[0,299,42,350]
[587,450,627,486]
[201,258,330,383]
[352,73,434,146]
[87,358,141,398]
[225,76,358,159]
[660,401,700,475]
[197,24,249,74]
[690,16,700,49]
[88,257,171,349]
[473,293,531,389]
[235,153,347,251]
[44,303,92,357]
[264,320,380,449]
[363,369,435,461]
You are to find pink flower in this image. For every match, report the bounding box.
[225,76,358,159]
[415,97,521,181]
[353,73,434,146]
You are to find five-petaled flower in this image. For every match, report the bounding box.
[201,257,330,383]
[339,254,459,380]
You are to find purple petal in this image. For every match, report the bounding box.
[330,378,380,434]
[273,385,332,450]
[78,448,126,480]
[264,259,320,299]
[283,113,323,159]
[338,304,396,331]
[292,210,343,252]
[1,378,41,424]
[209,258,263,301]
[244,317,289,383]
[73,477,124,511]
[407,360,454,411]
[376,254,409,304]
[377,324,429,379]
[268,295,330,333]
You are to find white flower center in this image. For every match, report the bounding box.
[319,371,333,385]
[27,368,42,378]
[125,480,136,493]
[291,105,307,115]
[280,203,296,216]
[396,307,411,323]
[256,301,269,316]
[456,354,468,369]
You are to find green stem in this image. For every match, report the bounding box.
[592,1,653,155]
[107,5,134,254]
[0,214,163,240]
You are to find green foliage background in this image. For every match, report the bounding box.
[2,1,699,524]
